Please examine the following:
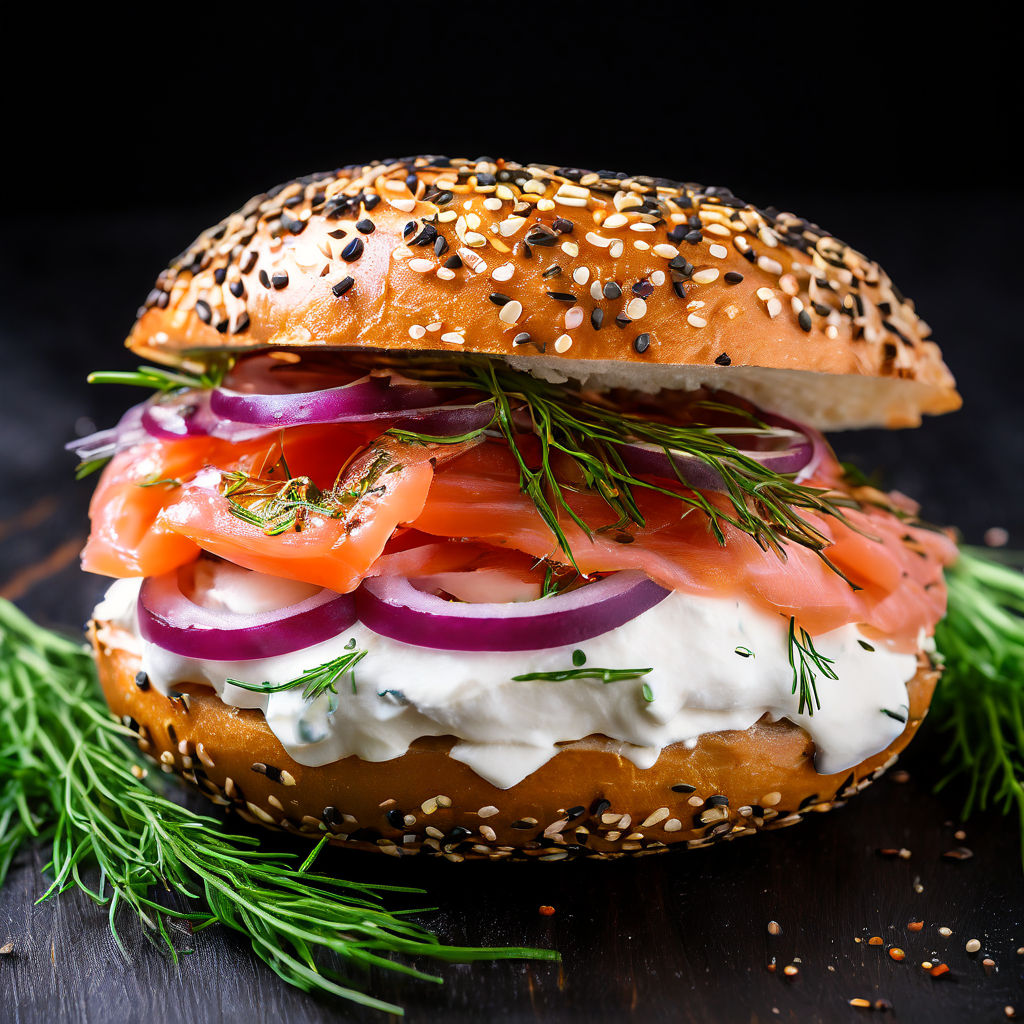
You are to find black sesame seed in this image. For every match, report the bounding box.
[552,217,574,234]
[355,218,375,234]
[258,269,271,289]
[615,314,632,329]
[488,292,512,306]
[403,221,416,238]
[670,784,695,793]
[228,280,245,298]
[798,310,813,332]
[280,213,306,235]
[542,264,562,280]
[724,271,744,284]
[322,805,341,826]
[590,308,604,330]
[672,281,688,299]
[566,806,586,821]
[240,251,258,274]
[715,352,731,366]
[341,238,364,262]
[213,267,226,285]
[194,300,212,323]
[134,671,150,691]
[684,229,704,244]
[705,795,729,807]
[512,332,532,346]
[271,271,289,290]
[546,291,577,302]
[633,332,651,354]
[233,312,250,334]
[445,826,472,842]
[591,797,611,816]
[434,236,449,257]
[364,193,381,211]
[511,820,536,830]
[632,281,654,298]
[602,281,622,300]
[332,276,355,298]
[385,809,405,829]
[327,228,347,239]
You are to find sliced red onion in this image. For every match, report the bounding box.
[392,401,495,435]
[138,568,357,660]
[210,375,454,427]
[66,402,148,462]
[356,570,670,652]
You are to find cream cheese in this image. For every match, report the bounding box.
[94,571,920,790]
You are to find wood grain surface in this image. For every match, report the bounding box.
[2,199,1023,1023]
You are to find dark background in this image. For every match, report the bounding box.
[2,7,1022,1023]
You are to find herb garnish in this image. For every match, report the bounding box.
[387,356,860,579]
[511,666,653,683]
[932,548,1024,863]
[87,363,227,392]
[0,598,555,1012]
[787,617,838,716]
[227,648,367,701]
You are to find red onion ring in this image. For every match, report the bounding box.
[356,570,670,652]
[138,568,357,661]
[210,375,454,426]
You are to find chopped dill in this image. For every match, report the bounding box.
[787,617,838,716]
[227,649,367,702]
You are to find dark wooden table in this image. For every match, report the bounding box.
[2,199,1023,1022]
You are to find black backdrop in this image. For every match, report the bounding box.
[2,8,1023,1023]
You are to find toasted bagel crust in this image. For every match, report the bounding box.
[92,620,938,861]
[127,156,959,430]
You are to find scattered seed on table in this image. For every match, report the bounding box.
[768,921,782,935]
[966,938,981,953]
[538,905,555,917]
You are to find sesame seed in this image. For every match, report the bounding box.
[585,232,611,248]
[653,243,679,259]
[491,262,515,282]
[332,277,354,297]
[715,353,731,366]
[590,308,604,330]
[663,818,682,832]
[498,300,523,324]
[270,271,289,290]
[757,255,783,276]
[561,241,580,257]
[687,314,707,329]
[602,213,628,229]
[602,281,622,300]
[554,334,573,353]
[633,332,651,353]
[441,332,464,345]
[692,268,720,284]
[724,271,744,284]
[408,325,426,339]
[966,939,981,953]
[766,298,783,319]
[565,306,584,330]
[709,244,728,259]
[768,921,782,935]
[625,297,647,320]
[408,258,434,274]
[573,267,590,285]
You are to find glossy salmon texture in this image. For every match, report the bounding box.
[82,425,956,646]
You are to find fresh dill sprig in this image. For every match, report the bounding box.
[787,617,837,716]
[387,356,859,577]
[511,666,653,682]
[0,598,556,1011]
[932,547,1024,863]
[87,363,227,392]
[228,648,367,701]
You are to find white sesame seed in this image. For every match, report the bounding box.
[706,223,731,237]
[625,297,647,320]
[555,195,588,208]
[482,197,502,212]
[602,213,628,229]
[650,270,666,286]
[495,185,515,201]
[766,298,783,319]
[756,287,775,301]
[408,258,434,274]
[663,818,682,832]
[560,241,580,257]
[692,268,720,284]
[791,297,804,314]
[466,213,481,230]
[572,266,590,285]
[629,222,656,233]
[609,240,624,259]
[557,183,590,200]
[686,300,706,310]
[554,334,573,353]
[498,300,523,325]
[408,325,426,339]
[758,255,783,276]
[477,805,499,818]
[966,939,982,953]
[653,243,679,259]
[391,245,413,261]
[632,240,650,251]
[779,273,799,295]
[436,267,455,281]
[523,179,546,194]
[590,281,603,300]
[687,313,707,328]
[441,332,465,345]
[390,197,416,213]
[641,807,670,827]
[464,231,488,248]
[585,232,611,248]
[491,262,515,282]
[457,248,487,273]
[536,198,556,212]
[498,216,526,237]
[709,244,728,259]
[384,180,405,193]
[565,306,584,329]
[480,825,497,841]
[437,210,457,223]
[759,226,779,247]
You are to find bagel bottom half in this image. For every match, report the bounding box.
[91,620,939,861]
